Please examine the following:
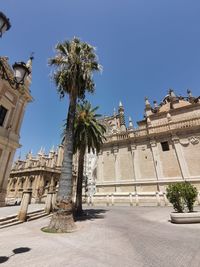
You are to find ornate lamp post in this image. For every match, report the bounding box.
[13,61,31,86]
[0,11,11,37]
[0,58,31,88]
[0,11,31,88]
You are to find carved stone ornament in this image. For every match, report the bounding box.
[113,146,119,155]
[179,138,190,146]
[150,139,157,147]
[189,136,200,145]
[130,144,136,151]
[171,135,179,144]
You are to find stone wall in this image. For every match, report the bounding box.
[94,91,200,205]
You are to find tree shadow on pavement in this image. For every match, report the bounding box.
[0,247,31,264]
[74,208,107,222]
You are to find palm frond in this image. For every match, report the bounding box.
[49,37,101,99]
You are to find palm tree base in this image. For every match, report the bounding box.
[48,199,76,233]
[47,211,76,233]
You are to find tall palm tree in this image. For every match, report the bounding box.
[48,38,101,232]
[74,101,106,216]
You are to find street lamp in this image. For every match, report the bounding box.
[0,57,32,89]
[0,11,11,37]
[0,11,31,88]
[13,62,31,85]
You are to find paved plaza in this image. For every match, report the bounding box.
[1,206,200,267]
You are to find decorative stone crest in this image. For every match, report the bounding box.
[150,139,157,147]
[189,136,200,145]
[179,139,189,146]
[112,146,119,155]
[130,144,137,151]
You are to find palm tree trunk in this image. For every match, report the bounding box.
[75,146,85,216]
[48,95,76,232]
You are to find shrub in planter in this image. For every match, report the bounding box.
[166,182,198,213]
[182,182,198,212]
[166,183,185,213]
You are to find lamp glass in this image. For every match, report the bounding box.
[13,64,29,85]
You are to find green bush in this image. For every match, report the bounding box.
[166,182,198,213]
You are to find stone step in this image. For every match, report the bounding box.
[0,208,46,229]
[27,209,44,216]
[0,217,18,226]
[0,214,16,222]
[27,211,46,219]
[0,220,23,229]
[27,212,49,222]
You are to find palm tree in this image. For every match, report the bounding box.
[74,101,106,216]
[48,38,101,232]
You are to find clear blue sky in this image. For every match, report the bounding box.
[1,1,200,158]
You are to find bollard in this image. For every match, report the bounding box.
[91,196,94,206]
[135,193,139,206]
[163,192,168,206]
[156,192,161,206]
[129,193,133,206]
[51,191,57,210]
[111,194,114,206]
[18,190,32,222]
[45,192,53,214]
[106,195,109,206]
[87,196,90,206]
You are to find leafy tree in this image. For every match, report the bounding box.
[74,101,106,216]
[48,38,101,232]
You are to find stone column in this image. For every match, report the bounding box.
[57,145,63,167]
[52,184,59,210]
[132,145,141,194]
[97,151,104,183]
[0,150,14,206]
[45,192,53,214]
[111,193,114,206]
[113,146,120,182]
[15,102,26,134]
[34,175,40,203]
[163,192,169,206]
[172,135,190,179]
[150,139,164,184]
[133,146,141,180]
[129,193,133,206]
[45,176,56,214]
[106,194,109,206]
[156,192,161,206]
[130,144,138,192]
[18,190,32,222]
[135,193,139,206]
[49,175,55,192]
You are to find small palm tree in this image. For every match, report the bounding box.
[74,101,106,216]
[48,38,101,232]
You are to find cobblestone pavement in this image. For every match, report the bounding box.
[1,206,200,267]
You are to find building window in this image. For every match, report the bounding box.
[0,105,8,126]
[161,141,170,151]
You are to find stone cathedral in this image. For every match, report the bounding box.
[94,89,200,205]
[6,89,200,206]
